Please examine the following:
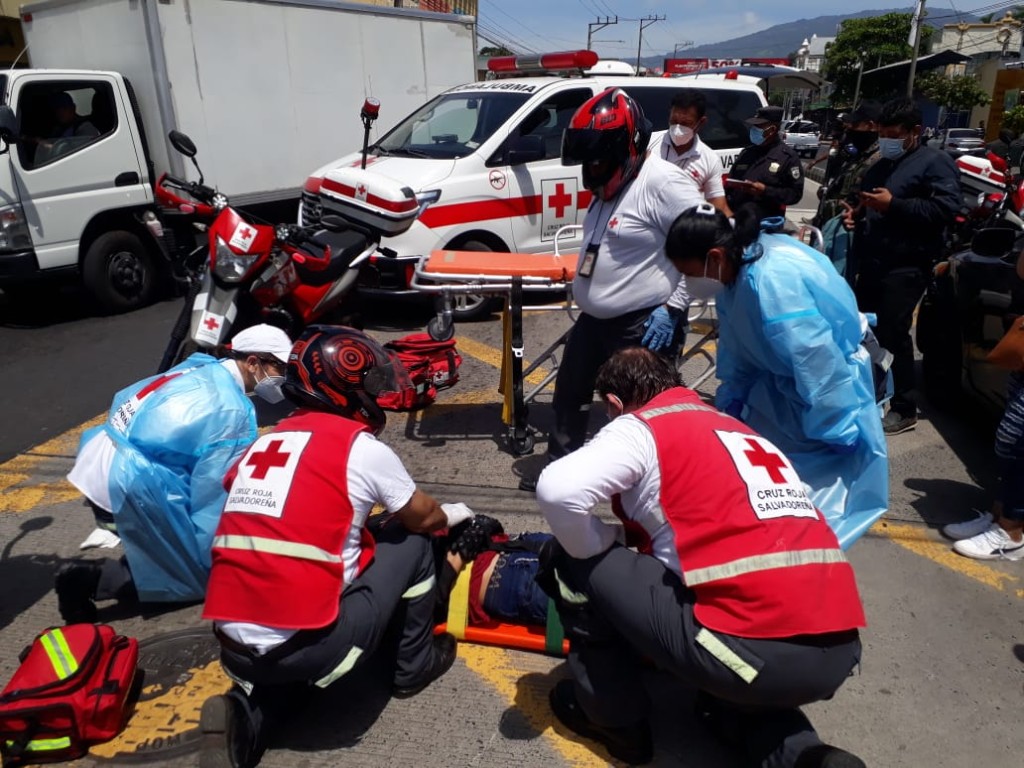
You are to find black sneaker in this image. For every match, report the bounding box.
[54,562,101,624]
[199,693,257,768]
[794,744,867,768]
[882,410,917,435]
[548,679,653,765]
[392,632,458,698]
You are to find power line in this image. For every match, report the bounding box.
[635,15,665,71]
[478,13,540,53]
[484,3,566,49]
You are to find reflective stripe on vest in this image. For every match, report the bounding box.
[39,629,79,679]
[212,534,343,564]
[685,548,849,587]
[6,736,73,751]
[638,402,719,419]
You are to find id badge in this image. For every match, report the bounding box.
[579,243,599,278]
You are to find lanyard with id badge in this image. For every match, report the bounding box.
[579,201,616,278]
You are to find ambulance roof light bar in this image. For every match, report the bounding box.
[487,50,600,76]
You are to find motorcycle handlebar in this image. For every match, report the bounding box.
[160,175,220,205]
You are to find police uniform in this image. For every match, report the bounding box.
[537,387,864,766]
[727,106,805,220]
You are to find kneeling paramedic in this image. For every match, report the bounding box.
[536,347,866,768]
[199,326,472,768]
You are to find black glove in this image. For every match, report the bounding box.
[448,514,505,562]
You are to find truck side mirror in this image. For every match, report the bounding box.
[0,106,18,152]
[507,134,545,165]
[168,130,197,158]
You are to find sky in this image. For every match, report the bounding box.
[476,0,993,60]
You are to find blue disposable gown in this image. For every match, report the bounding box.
[80,354,257,601]
[714,231,889,548]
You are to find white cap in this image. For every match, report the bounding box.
[230,324,292,364]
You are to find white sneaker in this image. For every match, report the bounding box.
[942,511,994,540]
[953,523,1024,561]
[79,528,121,550]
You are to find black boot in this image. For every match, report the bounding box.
[54,561,102,624]
[199,690,261,768]
[392,632,458,698]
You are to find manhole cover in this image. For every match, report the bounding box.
[91,627,230,764]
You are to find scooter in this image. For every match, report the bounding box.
[950,151,1024,252]
[156,130,380,372]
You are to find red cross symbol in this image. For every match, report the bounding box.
[690,169,701,180]
[357,184,367,196]
[608,217,619,229]
[203,316,220,331]
[246,439,290,480]
[743,438,788,484]
[547,183,573,218]
[238,226,253,240]
[135,373,181,400]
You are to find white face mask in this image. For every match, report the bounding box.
[669,123,695,147]
[253,363,286,404]
[687,255,724,300]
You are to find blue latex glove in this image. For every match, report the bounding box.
[642,306,679,352]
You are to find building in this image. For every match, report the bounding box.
[794,34,834,74]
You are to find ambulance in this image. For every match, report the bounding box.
[300,51,766,318]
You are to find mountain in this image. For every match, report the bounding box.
[640,7,979,67]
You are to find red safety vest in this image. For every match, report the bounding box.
[633,388,865,639]
[203,410,373,630]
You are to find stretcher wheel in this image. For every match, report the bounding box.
[427,316,455,342]
[511,432,535,456]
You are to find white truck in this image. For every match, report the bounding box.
[0,0,475,311]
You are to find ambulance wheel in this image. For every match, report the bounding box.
[83,230,157,313]
[446,239,501,321]
[427,315,455,342]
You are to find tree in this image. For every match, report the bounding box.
[479,45,513,56]
[916,72,991,114]
[823,13,934,102]
[1003,104,1024,134]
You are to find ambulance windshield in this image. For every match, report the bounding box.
[374,91,531,159]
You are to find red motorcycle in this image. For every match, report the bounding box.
[951,151,1024,252]
[156,130,403,372]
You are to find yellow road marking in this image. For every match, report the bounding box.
[871,520,1022,598]
[456,335,550,387]
[459,644,616,767]
[89,660,231,758]
[0,415,104,514]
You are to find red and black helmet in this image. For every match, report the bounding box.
[561,88,652,201]
[284,325,411,434]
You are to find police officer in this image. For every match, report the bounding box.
[537,347,866,768]
[199,326,474,768]
[727,105,805,221]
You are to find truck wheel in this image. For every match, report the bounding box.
[447,239,500,321]
[916,274,962,408]
[83,231,156,313]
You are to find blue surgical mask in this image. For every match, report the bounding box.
[749,126,766,146]
[878,137,906,160]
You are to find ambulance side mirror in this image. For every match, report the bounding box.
[507,135,545,165]
[0,106,17,153]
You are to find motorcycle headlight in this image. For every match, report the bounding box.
[213,235,258,282]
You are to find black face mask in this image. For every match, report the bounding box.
[843,129,878,154]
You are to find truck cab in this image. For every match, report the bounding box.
[0,69,162,312]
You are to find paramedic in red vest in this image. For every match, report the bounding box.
[660,88,732,216]
[199,326,474,768]
[536,347,866,768]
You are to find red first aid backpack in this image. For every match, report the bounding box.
[377,333,462,411]
[0,624,138,766]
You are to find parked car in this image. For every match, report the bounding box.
[936,128,986,158]
[781,120,820,157]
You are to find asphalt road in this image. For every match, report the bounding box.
[0,181,1022,766]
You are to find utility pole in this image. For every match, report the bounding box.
[673,41,694,57]
[636,15,665,73]
[587,16,618,51]
[907,0,926,97]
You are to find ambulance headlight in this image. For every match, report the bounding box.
[213,236,258,282]
[415,189,442,216]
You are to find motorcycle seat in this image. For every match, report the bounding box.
[294,229,370,286]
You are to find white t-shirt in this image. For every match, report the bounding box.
[536,414,682,577]
[573,157,705,319]
[659,133,727,202]
[67,360,246,514]
[217,431,417,654]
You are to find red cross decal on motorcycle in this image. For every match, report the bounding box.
[548,183,573,217]
[246,439,291,480]
[743,438,788,484]
[203,316,220,331]
[238,226,253,241]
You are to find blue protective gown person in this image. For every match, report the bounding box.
[714,224,889,548]
[79,354,258,601]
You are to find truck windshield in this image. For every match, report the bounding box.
[375,91,531,159]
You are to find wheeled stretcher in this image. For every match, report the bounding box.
[411,237,579,456]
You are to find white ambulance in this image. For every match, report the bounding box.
[300,51,766,318]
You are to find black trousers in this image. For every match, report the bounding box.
[96,557,138,602]
[550,545,861,768]
[216,524,438,737]
[550,307,672,459]
[856,265,929,417]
